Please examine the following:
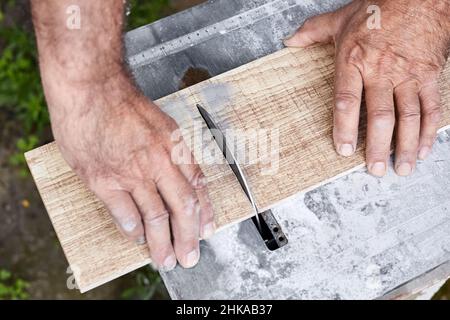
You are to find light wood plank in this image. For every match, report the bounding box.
[25,44,450,292]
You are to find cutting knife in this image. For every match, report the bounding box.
[196,104,262,231]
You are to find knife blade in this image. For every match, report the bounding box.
[196,104,261,231]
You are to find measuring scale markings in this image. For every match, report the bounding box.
[127,0,308,67]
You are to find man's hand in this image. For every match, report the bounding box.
[31,0,214,271]
[285,0,450,176]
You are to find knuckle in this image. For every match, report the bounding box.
[424,105,442,124]
[369,108,395,128]
[376,53,401,72]
[398,107,420,122]
[369,107,395,120]
[335,91,360,112]
[366,149,388,161]
[143,210,170,227]
[397,79,420,92]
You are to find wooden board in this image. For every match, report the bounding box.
[25,44,450,292]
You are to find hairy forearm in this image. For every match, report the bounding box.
[32,0,143,131]
[31,0,125,82]
[31,0,142,126]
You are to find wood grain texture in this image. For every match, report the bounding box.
[25,113,253,292]
[25,44,450,292]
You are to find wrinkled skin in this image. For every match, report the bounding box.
[52,74,215,271]
[285,0,450,176]
[31,0,214,271]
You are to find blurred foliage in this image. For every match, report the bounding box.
[0,25,48,133]
[127,0,172,30]
[0,1,48,172]
[0,269,29,300]
[9,135,39,177]
[121,266,167,300]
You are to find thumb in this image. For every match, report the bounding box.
[284,12,338,47]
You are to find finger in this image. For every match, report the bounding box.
[172,140,215,239]
[132,184,176,271]
[95,189,145,244]
[394,82,421,176]
[283,12,337,47]
[364,80,396,177]
[418,81,442,160]
[196,180,215,240]
[180,164,215,240]
[333,51,363,157]
[156,155,201,269]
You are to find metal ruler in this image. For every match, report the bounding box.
[127,0,304,67]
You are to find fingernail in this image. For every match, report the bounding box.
[135,236,146,245]
[418,147,430,160]
[184,249,199,268]
[369,162,386,177]
[396,162,412,176]
[338,144,354,157]
[202,222,216,239]
[121,219,137,232]
[160,254,177,272]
